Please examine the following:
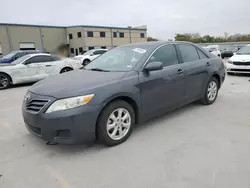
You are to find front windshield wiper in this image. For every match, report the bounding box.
[87,68,110,72]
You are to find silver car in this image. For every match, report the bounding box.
[0,53,82,89]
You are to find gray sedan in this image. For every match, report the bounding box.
[22,41,226,146]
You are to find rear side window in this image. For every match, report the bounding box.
[197,49,209,59]
[93,50,106,55]
[148,44,179,67]
[178,44,200,62]
[26,56,51,64]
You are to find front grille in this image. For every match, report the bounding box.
[233,61,250,66]
[230,69,250,72]
[26,99,49,113]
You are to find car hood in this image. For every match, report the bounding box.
[29,70,126,98]
[230,54,250,61]
[0,58,11,63]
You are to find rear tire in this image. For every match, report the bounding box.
[60,67,73,73]
[97,100,135,146]
[0,73,11,90]
[200,77,219,105]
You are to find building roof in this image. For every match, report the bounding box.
[0,23,147,31]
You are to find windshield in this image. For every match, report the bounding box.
[236,46,250,55]
[83,50,95,55]
[85,46,148,72]
[11,54,32,64]
[2,51,19,59]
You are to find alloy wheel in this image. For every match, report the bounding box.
[207,81,217,101]
[106,108,131,141]
[0,75,9,89]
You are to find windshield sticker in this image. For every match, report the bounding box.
[133,48,146,54]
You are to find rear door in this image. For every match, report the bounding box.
[176,44,209,102]
[139,44,186,116]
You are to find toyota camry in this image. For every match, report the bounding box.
[22,41,225,146]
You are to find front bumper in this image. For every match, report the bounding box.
[22,93,101,144]
[226,63,250,74]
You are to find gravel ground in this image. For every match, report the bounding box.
[0,75,250,188]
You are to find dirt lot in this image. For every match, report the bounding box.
[0,75,250,188]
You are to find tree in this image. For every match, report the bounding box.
[174,33,250,43]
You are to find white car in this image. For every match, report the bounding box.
[0,53,82,89]
[226,44,250,74]
[74,49,108,65]
[203,45,221,57]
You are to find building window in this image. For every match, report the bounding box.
[140,33,145,38]
[77,32,82,38]
[89,46,95,50]
[79,47,83,54]
[101,46,106,49]
[70,48,74,54]
[69,34,73,39]
[119,32,124,38]
[87,31,94,37]
[113,32,117,38]
[100,32,106,38]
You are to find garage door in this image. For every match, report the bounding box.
[19,43,35,50]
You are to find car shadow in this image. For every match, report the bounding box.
[29,102,202,156]
[11,82,35,89]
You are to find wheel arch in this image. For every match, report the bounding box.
[211,73,221,89]
[60,66,73,73]
[95,94,140,136]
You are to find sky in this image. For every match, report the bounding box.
[1,0,250,40]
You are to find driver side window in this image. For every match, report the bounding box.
[148,44,179,67]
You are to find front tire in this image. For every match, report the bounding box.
[0,73,11,90]
[200,77,219,105]
[97,100,135,146]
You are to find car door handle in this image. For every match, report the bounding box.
[206,62,211,66]
[177,69,184,74]
[45,65,51,67]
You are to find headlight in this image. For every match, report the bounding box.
[46,94,94,113]
[227,59,233,64]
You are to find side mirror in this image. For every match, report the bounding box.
[144,62,163,72]
[209,49,213,52]
[90,53,94,56]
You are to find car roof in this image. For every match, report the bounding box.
[121,41,196,48]
[28,53,50,57]
[93,49,108,51]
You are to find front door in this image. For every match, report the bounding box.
[139,44,186,117]
[176,44,209,102]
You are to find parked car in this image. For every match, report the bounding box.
[203,45,221,57]
[0,50,41,64]
[74,49,108,65]
[0,53,81,89]
[226,44,250,74]
[22,41,225,146]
